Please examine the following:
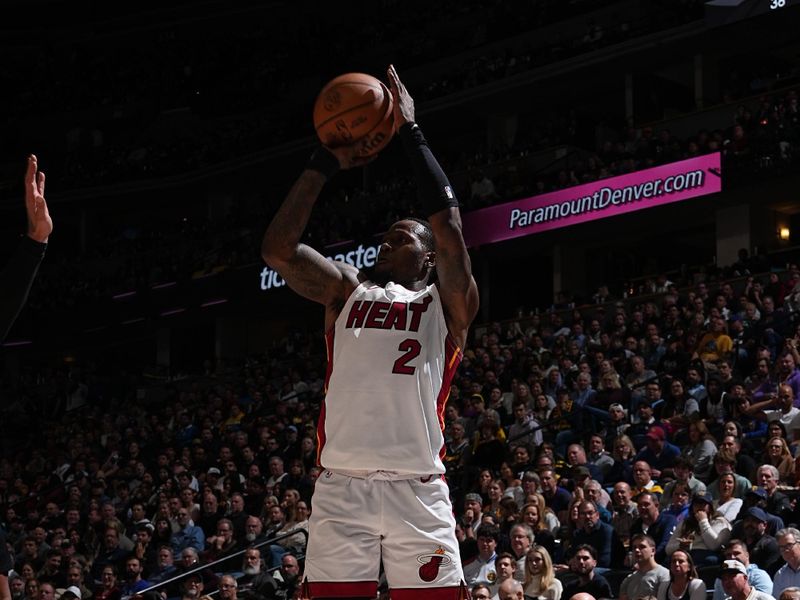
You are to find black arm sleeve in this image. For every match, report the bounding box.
[398,122,459,218]
[0,236,46,343]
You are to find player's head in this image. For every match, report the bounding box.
[371,217,435,286]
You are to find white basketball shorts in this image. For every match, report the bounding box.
[303,469,467,599]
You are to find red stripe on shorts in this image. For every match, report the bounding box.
[306,580,377,598]
[390,585,468,600]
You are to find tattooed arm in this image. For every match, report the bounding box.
[262,148,370,329]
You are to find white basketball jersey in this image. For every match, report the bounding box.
[318,281,462,475]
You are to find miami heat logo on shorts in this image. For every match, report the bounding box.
[416,546,452,582]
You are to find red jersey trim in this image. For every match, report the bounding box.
[306,580,377,598]
[317,327,335,466]
[437,334,463,462]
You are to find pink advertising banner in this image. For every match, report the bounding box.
[462,152,722,248]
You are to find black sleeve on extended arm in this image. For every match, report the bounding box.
[0,236,46,343]
[398,122,459,218]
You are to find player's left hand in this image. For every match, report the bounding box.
[387,64,415,130]
[325,142,378,170]
[25,154,52,243]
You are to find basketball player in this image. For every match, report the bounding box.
[262,65,479,599]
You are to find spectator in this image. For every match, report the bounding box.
[94,567,120,600]
[538,469,572,517]
[635,426,680,480]
[712,539,774,600]
[179,572,213,600]
[757,465,793,523]
[560,544,612,600]
[201,518,239,572]
[508,525,534,580]
[619,534,670,600]
[237,548,277,600]
[630,492,677,562]
[682,421,718,482]
[571,501,624,570]
[470,584,492,600]
[773,528,800,598]
[708,452,753,500]
[119,557,148,597]
[90,530,128,585]
[498,577,525,600]
[463,525,499,587]
[170,509,205,560]
[655,550,705,600]
[747,385,799,438]
[719,559,775,600]
[147,545,177,587]
[273,554,300,600]
[665,493,731,565]
[65,566,92,600]
[585,435,613,482]
[660,457,706,509]
[606,435,636,483]
[518,502,556,559]
[522,545,562,600]
[630,461,664,499]
[216,576,238,600]
[695,317,734,365]
[609,482,638,547]
[764,437,796,484]
[491,552,518,599]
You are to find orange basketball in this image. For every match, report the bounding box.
[313,73,395,157]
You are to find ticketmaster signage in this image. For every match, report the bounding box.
[461,153,722,247]
[260,242,380,291]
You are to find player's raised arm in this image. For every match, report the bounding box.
[261,145,372,314]
[387,65,479,346]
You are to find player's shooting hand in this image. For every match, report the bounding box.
[387,64,415,129]
[325,144,377,171]
[25,154,52,243]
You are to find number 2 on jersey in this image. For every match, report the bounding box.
[392,339,421,375]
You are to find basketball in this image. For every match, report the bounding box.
[313,73,395,157]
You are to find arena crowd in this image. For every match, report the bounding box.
[3,256,800,600]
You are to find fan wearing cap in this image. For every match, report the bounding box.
[665,493,731,566]
[60,586,82,600]
[719,559,774,600]
[731,488,784,543]
[712,539,773,600]
[179,572,214,600]
[459,493,484,539]
[741,507,782,575]
[635,426,680,481]
[565,445,603,485]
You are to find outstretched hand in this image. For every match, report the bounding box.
[387,64,415,130]
[25,154,52,243]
